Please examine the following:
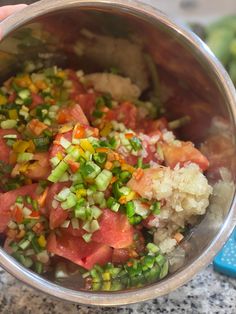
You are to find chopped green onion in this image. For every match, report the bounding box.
[74,206,86,220]
[3,134,17,139]
[80,161,101,179]
[58,172,70,182]
[18,239,30,250]
[9,241,19,252]
[90,219,100,232]
[107,197,120,211]
[60,220,70,228]
[93,152,107,166]
[155,254,166,267]
[26,196,32,204]
[91,206,102,219]
[137,158,143,169]
[61,193,77,210]
[50,156,61,167]
[147,243,159,254]
[119,186,130,196]
[56,188,71,201]
[129,215,142,225]
[159,260,169,279]
[150,201,161,215]
[1,119,17,129]
[17,152,34,163]
[31,237,41,253]
[111,202,120,212]
[112,181,123,199]
[92,191,105,205]
[22,207,32,217]
[60,136,71,149]
[33,137,51,151]
[168,115,190,130]
[18,89,30,100]
[92,109,103,118]
[35,261,43,274]
[119,171,131,183]
[83,233,92,243]
[95,169,112,191]
[8,221,18,229]
[129,137,142,151]
[71,172,83,183]
[126,201,135,217]
[48,160,69,183]
[71,218,80,229]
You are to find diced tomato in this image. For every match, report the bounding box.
[8,92,17,103]
[92,209,134,249]
[105,102,138,130]
[127,168,154,198]
[112,248,130,264]
[75,93,96,120]
[12,206,23,223]
[67,70,85,95]
[138,117,168,134]
[57,104,89,125]
[46,182,71,229]
[0,184,38,232]
[29,210,41,218]
[67,159,80,173]
[47,232,112,270]
[49,206,68,230]
[0,129,20,163]
[49,131,72,159]
[201,134,236,180]
[162,141,209,171]
[26,152,51,180]
[27,119,48,136]
[65,223,85,237]
[30,93,44,108]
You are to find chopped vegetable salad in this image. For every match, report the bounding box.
[0,66,212,291]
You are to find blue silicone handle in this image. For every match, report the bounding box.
[213,228,236,277]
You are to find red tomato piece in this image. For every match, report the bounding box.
[67,70,85,95]
[201,134,236,180]
[47,232,112,270]
[49,131,72,159]
[0,184,38,232]
[30,93,44,109]
[138,117,168,134]
[162,141,209,171]
[12,206,23,223]
[76,93,96,120]
[26,152,51,180]
[46,182,71,229]
[57,104,89,125]
[127,168,154,199]
[92,209,134,249]
[105,102,138,130]
[0,129,20,163]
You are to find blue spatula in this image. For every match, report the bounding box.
[213,228,236,277]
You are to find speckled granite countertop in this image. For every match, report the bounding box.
[0,265,235,313]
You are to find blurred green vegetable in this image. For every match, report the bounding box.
[193,15,236,86]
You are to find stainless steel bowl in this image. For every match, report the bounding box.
[0,0,235,306]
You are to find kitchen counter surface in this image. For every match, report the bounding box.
[0,265,235,313]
